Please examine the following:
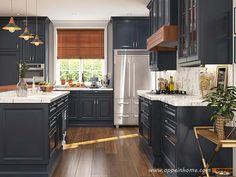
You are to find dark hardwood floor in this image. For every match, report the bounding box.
[52,127,165,177]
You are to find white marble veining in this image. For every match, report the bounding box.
[155,65,233,97]
[137,90,208,107]
[54,87,113,91]
[0,91,69,103]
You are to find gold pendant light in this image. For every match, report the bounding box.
[19,0,34,40]
[2,0,21,33]
[31,0,43,46]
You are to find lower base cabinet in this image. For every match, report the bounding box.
[68,90,114,126]
[0,95,68,177]
[139,97,232,177]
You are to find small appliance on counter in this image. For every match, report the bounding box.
[90,75,99,88]
[101,74,111,88]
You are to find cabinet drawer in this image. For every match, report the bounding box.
[161,132,176,169]
[140,100,151,115]
[161,103,176,123]
[162,118,177,139]
[114,99,131,114]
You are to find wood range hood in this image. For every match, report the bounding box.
[147,25,178,51]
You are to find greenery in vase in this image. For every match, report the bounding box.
[203,86,236,122]
[60,74,66,81]
[67,73,73,81]
[17,61,29,78]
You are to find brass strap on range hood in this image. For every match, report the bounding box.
[147,25,178,51]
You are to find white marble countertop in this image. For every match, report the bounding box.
[137,90,208,106]
[0,91,70,103]
[54,87,113,91]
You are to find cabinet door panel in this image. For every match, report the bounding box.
[0,19,20,51]
[97,97,113,120]
[136,20,149,49]
[114,20,136,49]
[0,105,48,164]
[68,94,79,119]
[79,97,97,120]
[0,54,19,86]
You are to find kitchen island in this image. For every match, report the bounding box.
[0,90,69,177]
[137,90,232,177]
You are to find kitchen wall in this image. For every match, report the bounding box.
[48,20,109,83]
[155,65,233,97]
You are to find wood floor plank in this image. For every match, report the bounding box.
[52,127,166,177]
[75,148,93,177]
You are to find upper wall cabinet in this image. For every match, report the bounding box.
[112,17,150,49]
[147,0,177,71]
[19,17,50,64]
[0,17,50,86]
[178,0,232,66]
[157,0,178,29]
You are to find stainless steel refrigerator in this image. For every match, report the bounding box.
[114,49,152,126]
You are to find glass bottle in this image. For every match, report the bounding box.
[16,78,28,97]
[169,76,174,92]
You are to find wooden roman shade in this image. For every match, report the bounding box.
[57,29,104,59]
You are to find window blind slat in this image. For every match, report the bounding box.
[57,29,104,59]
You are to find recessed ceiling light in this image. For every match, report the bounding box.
[16,13,21,16]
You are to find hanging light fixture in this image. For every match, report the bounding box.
[31,0,43,46]
[2,0,21,33]
[19,0,34,40]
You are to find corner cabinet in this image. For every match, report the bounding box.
[139,96,233,177]
[147,0,177,71]
[112,17,150,49]
[178,0,232,66]
[68,90,114,127]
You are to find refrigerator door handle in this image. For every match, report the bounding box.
[128,58,131,98]
[133,63,136,98]
[118,115,129,118]
[118,102,129,105]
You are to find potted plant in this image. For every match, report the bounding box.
[203,86,236,140]
[67,73,73,85]
[16,61,29,97]
[60,75,66,85]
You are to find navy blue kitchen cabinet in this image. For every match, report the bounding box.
[0,95,68,177]
[149,51,176,71]
[147,0,177,71]
[19,17,50,64]
[139,97,232,177]
[0,18,21,86]
[139,97,162,167]
[157,0,178,29]
[0,17,50,86]
[68,91,79,119]
[79,92,97,120]
[112,17,149,49]
[178,0,232,66]
[68,90,114,126]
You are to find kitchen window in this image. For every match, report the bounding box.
[58,59,104,83]
[56,29,105,84]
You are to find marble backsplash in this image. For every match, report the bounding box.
[155,65,233,96]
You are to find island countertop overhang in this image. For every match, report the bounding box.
[0,91,70,103]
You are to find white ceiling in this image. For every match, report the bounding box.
[0,0,149,21]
